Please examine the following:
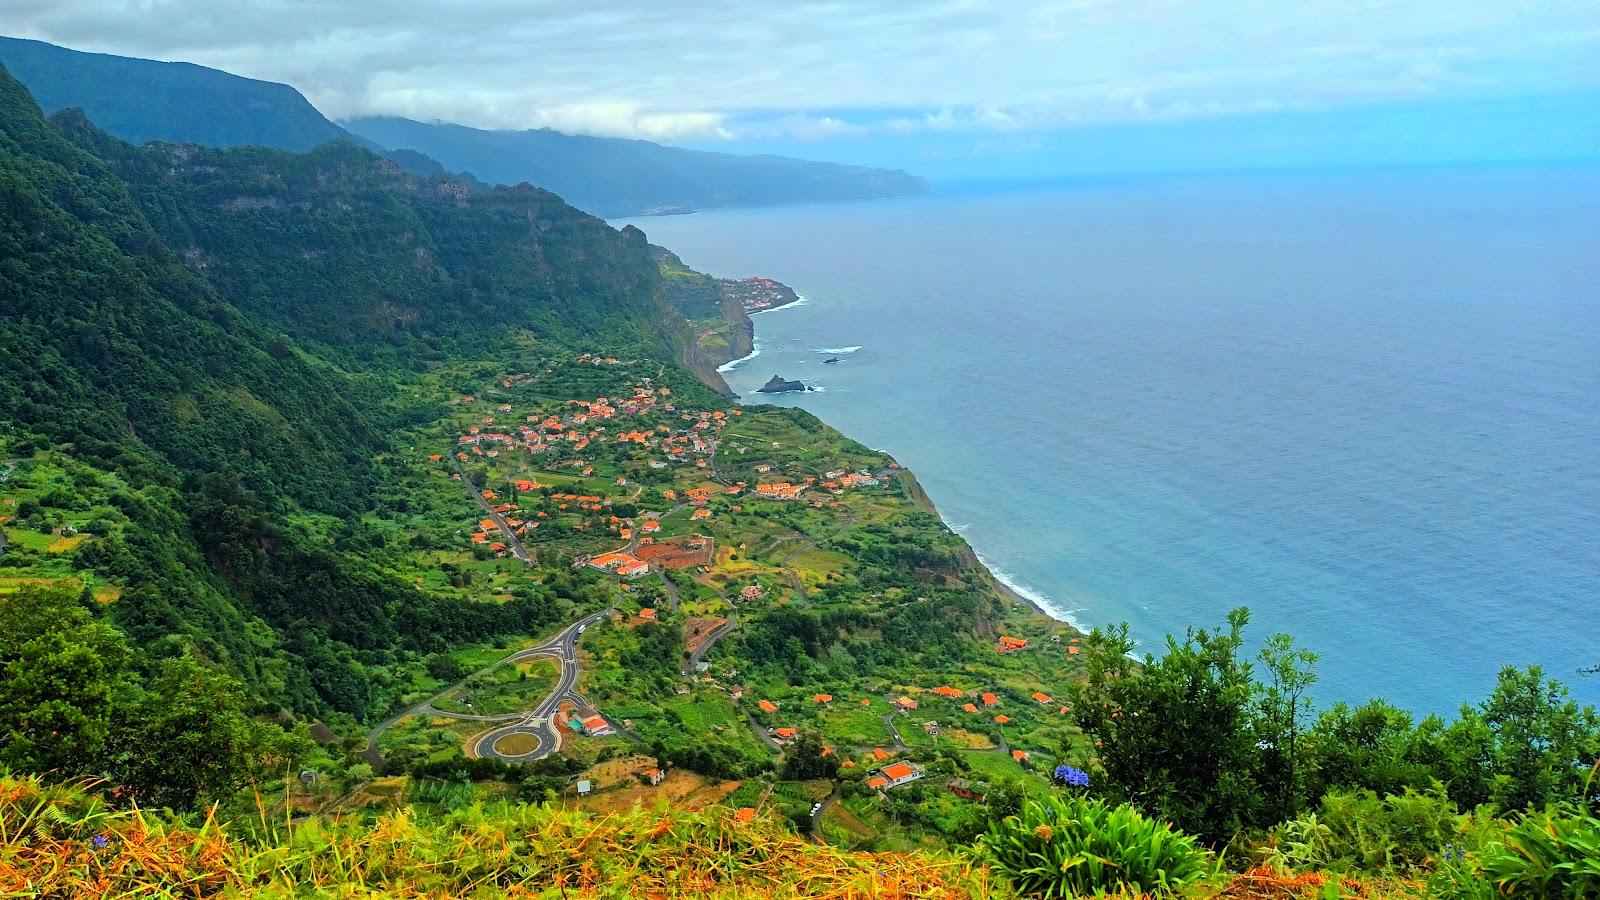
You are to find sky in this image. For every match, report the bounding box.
[5,0,1599,179]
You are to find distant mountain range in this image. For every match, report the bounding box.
[0,35,928,217]
[343,116,929,217]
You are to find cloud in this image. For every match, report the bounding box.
[5,0,1597,145]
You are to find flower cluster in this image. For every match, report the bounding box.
[1053,765,1090,787]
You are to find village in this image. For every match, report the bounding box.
[368,351,1093,844]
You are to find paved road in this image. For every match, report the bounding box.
[809,786,840,841]
[881,714,910,750]
[455,455,533,565]
[468,609,612,761]
[367,609,609,765]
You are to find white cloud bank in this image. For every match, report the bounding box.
[6,0,1598,143]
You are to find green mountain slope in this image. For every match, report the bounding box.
[0,35,368,152]
[346,115,931,217]
[0,62,595,719]
[0,64,378,511]
[65,119,685,359]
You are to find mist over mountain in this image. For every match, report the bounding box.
[344,116,930,217]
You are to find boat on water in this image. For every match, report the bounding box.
[822,356,840,364]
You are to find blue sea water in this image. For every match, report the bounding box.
[620,167,1600,717]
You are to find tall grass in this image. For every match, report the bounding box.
[0,772,992,898]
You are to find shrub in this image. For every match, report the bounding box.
[978,793,1211,897]
[1430,801,1600,898]
[1263,786,1468,873]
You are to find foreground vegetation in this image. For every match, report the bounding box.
[0,772,991,898]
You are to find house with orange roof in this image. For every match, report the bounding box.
[879,761,923,788]
[638,608,656,621]
[962,702,979,713]
[1012,749,1029,761]
[1031,692,1052,704]
[616,559,649,579]
[479,519,497,531]
[841,760,856,768]
[579,715,614,736]
[981,693,1000,706]
[866,776,889,790]
[428,454,443,462]
[996,635,1028,653]
[772,727,797,741]
[757,699,778,714]
[471,533,489,544]
[893,696,919,711]
[692,509,711,520]
[755,482,807,500]
[994,715,1012,724]
[932,685,964,698]
[811,694,833,704]
[515,480,539,492]
[872,747,888,761]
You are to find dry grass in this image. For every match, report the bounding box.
[0,773,996,898]
[1208,866,1415,899]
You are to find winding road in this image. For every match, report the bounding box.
[467,609,612,761]
[367,609,611,765]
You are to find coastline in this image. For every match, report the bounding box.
[697,273,1081,635]
[708,281,1080,631]
[714,294,807,373]
[894,467,1078,628]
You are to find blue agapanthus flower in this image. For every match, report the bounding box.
[1053,765,1090,787]
[91,834,109,850]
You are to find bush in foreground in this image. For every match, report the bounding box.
[1429,798,1600,899]
[978,794,1211,897]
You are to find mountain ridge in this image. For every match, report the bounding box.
[0,35,929,218]
[345,114,930,217]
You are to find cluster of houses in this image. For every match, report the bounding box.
[727,276,795,313]
[586,550,650,579]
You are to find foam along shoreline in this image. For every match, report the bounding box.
[972,546,1088,632]
[728,282,1083,635]
[715,336,761,373]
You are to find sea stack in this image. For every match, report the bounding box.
[757,374,807,393]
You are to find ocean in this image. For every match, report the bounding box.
[620,166,1600,717]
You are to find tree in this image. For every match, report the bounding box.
[1066,607,1261,843]
[779,728,838,781]
[1302,699,1437,801]
[0,583,133,775]
[1255,633,1319,821]
[1477,665,1600,810]
[111,656,310,811]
